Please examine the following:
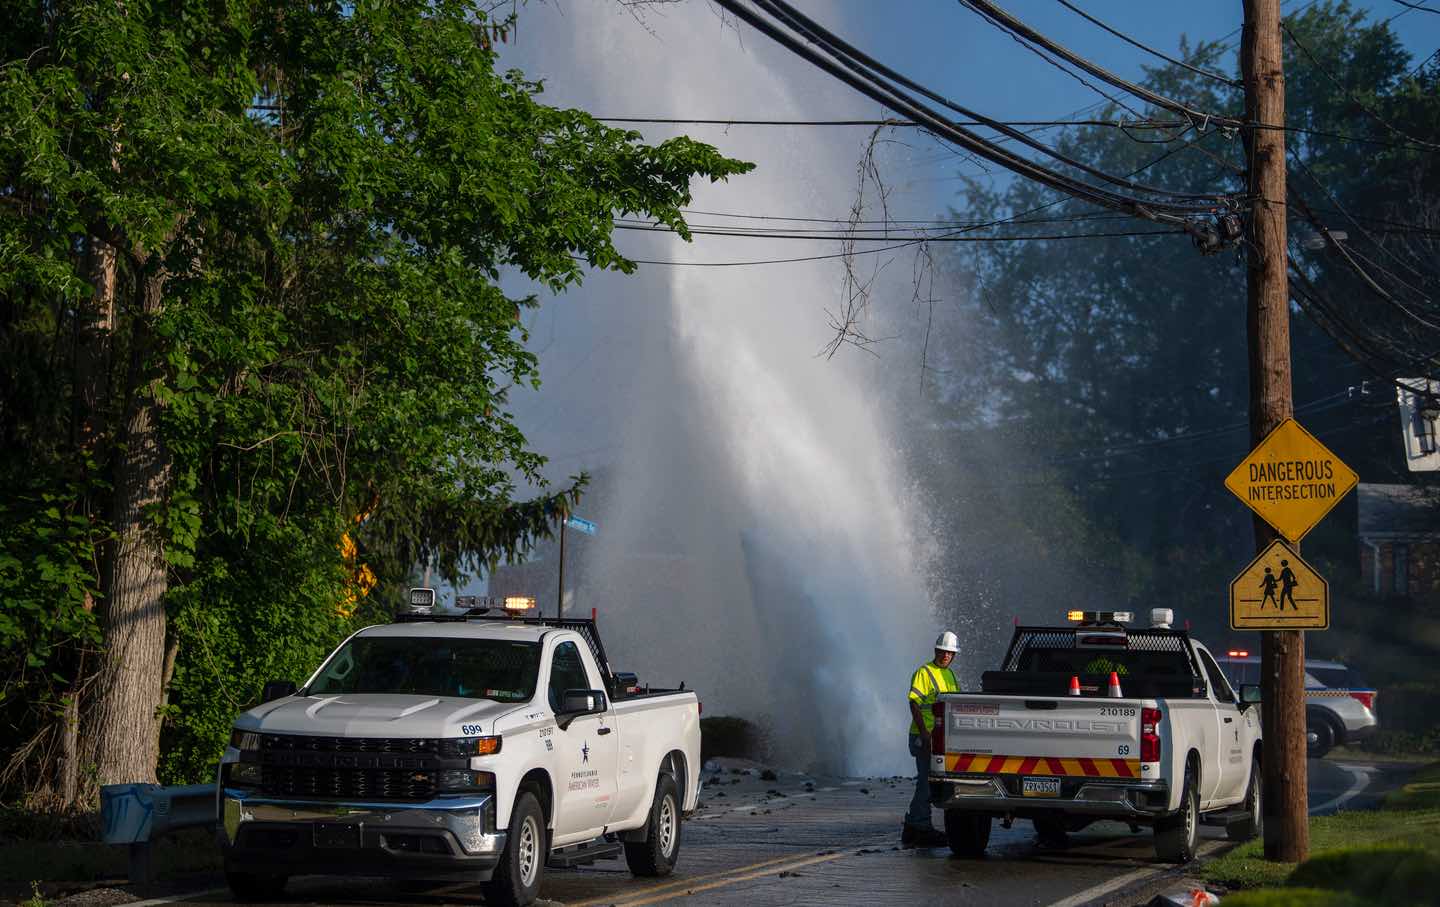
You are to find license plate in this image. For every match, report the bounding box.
[1022,777,1061,798]
[314,823,361,849]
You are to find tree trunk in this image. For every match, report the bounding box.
[82,268,171,790]
[59,236,117,809]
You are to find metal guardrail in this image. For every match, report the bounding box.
[100,783,217,884]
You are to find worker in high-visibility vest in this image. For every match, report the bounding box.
[903,630,959,847]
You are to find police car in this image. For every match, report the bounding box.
[217,590,701,906]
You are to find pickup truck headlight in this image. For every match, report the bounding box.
[436,770,496,792]
[229,729,263,751]
[439,736,501,758]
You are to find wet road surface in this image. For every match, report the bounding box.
[173,758,1407,907]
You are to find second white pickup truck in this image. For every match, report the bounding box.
[216,591,700,906]
[928,609,1262,863]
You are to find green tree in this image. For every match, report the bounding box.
[0,0,749,805]
[929,1,1437,640]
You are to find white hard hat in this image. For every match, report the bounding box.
[935,630,959,653]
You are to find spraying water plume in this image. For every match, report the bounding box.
[502,3,940,776]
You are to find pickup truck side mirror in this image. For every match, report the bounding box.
[261,679,298,702]
[1239,684,1262,706]
[558,689,606,729]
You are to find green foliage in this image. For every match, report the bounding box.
[0,0,749,792]
[1221,889,1370,907]
[1202,774,1440,892]
[1288,844,1440,905]
[934,2,1439,642]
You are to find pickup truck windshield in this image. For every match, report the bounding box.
[307,636,541,703]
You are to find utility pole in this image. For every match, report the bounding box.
[1242,0,1307,863]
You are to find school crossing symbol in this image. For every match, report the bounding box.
[1229,540,1329,630]
[1223,418,1358,542]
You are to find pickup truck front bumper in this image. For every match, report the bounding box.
[928,774,1171,819]
[219,788,506,881]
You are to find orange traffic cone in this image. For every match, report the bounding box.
[1108,671,1123,698]
[1068,675,1081,696]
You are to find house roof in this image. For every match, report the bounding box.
[1358,483,1440,538]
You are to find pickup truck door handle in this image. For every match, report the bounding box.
[1223,717,1234,723]
[597,726,613,736]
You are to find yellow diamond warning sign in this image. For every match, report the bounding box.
[1229,540,1329,630]
[1223,418,1358,542]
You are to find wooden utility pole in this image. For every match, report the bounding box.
[1242,0,1308,863]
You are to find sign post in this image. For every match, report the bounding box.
[556,515,597,618]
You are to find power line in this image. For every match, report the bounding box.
[1054,0,1241,88]
[596,227,1183,267]
[956,0,1244,129]
[1281,21,1440,151]
[710,0,1238,248]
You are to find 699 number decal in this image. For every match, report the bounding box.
[461,724,485,735]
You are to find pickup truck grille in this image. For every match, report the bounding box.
[250,733,465,801]
[259,765,437,801]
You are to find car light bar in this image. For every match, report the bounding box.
[503,596,536,613]
[1067,610,1132,625]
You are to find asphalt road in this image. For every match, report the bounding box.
[169,758,1407,907]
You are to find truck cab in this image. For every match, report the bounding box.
[217,592,699,906]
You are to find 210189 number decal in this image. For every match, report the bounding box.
[1099,707,1136,717]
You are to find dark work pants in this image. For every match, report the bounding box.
[907,733,932,827]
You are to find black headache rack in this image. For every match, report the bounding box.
[982,625,1207,699]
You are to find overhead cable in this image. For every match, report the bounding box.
[956,0,1244,129]
[1053,0,1241,88]
[710,0,1236,239]
[751,0,1231,204]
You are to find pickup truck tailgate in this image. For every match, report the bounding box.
[936,695,1143,779]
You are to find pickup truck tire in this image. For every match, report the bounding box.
[1154,770,1199,863]
[482,791,545,907]
[942,809,991,857]
[225,871,287,901]
[1306,713,1336,759]
[625,773,682,877]
[1228,761,1263,842]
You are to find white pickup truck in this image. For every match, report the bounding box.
[216,592,701,906]
[928,609,1263,863]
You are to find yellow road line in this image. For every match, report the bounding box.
[605,850,854,906]
[563,852,807,907]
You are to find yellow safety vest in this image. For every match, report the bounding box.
[908,662,958,734]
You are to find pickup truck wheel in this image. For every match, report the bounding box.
[225,871,288,902]
[482,791,545,907]
[625,773,682,877]
[1228,761,1263,842]
[1307,715,1335,759]
[1154,771,1199,864]
[943,809,991,857]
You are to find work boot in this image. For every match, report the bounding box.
[901,822,945,848]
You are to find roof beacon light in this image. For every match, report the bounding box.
[408,587,437,612]
[1151,608,1174,629]
[503,595,537,613]
[1068,610,1133,625]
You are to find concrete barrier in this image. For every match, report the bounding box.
[100,783,217,883]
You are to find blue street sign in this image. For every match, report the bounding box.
[566,516,598,536]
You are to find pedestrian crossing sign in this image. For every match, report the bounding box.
[1229,540,1329,630]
